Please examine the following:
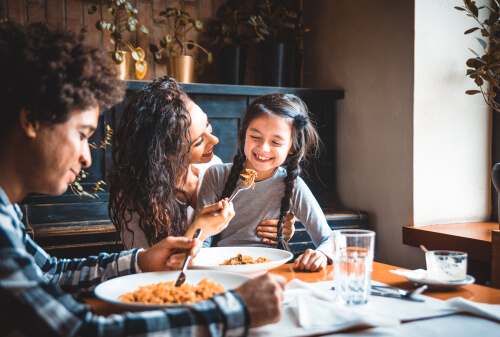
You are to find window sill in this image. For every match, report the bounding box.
[402,222,498,262]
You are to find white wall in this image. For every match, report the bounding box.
[414,0,491,226]
[303,0,491,269]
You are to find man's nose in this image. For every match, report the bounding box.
[80,143,92,168]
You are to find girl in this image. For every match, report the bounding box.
[196,93,333,272]
[107,78,295,256]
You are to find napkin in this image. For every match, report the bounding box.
[249,279,399,336]
[445,297,500,322]
[390,268,443,283]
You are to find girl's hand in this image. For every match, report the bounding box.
[185,199,235,240]
[294,249,327,272]
[257,213,296,244]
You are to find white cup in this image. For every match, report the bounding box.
[425,250,467,281]
[332,229,375,305]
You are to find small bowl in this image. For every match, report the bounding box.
[425,250,467,282]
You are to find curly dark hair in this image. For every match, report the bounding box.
[220,93,320,250]
[0,21,125,137]
[108,77,192,247]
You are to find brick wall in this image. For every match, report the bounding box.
[0,0,251,83]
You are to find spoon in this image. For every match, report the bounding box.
[212,176,256,216]
[371,284,428,302]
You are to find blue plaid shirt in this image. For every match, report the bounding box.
[0,187,249,336]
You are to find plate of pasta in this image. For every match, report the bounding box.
[191,247,294,276]
[94,270,251,309]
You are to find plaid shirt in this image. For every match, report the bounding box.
[0,187,249,337]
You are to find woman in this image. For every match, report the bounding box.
[108,77,294,251]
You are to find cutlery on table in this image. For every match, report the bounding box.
[174,228,202,287]
[371,284,428,302]
[212,175,256,216]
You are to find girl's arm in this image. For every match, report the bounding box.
[292,178,334,271]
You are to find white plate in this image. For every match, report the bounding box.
[94,270,252,310]
[191,247,293,276]
[390,269,475,289]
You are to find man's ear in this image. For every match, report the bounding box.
[19,108,39,138]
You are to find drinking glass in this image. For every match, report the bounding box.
[332,229,375,305]
[425,250,467,281]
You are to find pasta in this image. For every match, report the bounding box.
[221,253,273,265]
[119,278,226,305]
[240,169,258,189]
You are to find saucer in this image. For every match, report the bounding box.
[390,269,475,289]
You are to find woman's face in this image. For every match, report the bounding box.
[186,99,219,164]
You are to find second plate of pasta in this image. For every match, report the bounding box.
[191,247,293,276]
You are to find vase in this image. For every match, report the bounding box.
[167,55,195,83]
[219,46,247,85]
[260,43,303,87]
[107,51,135,80]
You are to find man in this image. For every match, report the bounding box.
[0,21,285,336]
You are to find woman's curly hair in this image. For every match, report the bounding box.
[107,77,192,247]
[220,93,320,250]
[0,21,125,136]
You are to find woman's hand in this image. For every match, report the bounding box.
[294,249,328,272]
[257,213,296,245]
[185,199,235,240]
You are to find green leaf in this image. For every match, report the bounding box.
[454,6,466,11]
[469,48,480,57]
[139,25,149,34]
[476,37,487,49]
[464,27,480,34]
[470,3,479,17]
[466,90,481,95]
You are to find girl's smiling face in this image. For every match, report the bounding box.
[243,114,293,180]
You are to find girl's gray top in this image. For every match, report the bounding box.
[196,164,333,260]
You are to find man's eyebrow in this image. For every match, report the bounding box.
[80,124,97,133]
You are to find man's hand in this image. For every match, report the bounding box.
[294,249,328,272]
[236,274,286,328]
[257,213,296,245]
[137,236,201,272]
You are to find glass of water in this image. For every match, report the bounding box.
[332,229,375,305]
[425,250,467,281]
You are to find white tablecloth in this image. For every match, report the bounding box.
[249,279,500,337]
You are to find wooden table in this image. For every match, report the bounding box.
[84,261,500,315]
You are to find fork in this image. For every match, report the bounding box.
[212,175,256,216]
[174,228,202,287]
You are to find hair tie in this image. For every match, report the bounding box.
[294,114,308,130]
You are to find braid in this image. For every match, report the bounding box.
[276,155,302,251]
[220,151,246,199]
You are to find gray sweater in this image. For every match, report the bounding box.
[196,164,333,260]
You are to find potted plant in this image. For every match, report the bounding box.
[209,0,251,84]
[150,7,212,83]
[249,0,308,87]
[455,1,500,224]
[88,0,149,80]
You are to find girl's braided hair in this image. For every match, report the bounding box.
[220,93,320,250]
